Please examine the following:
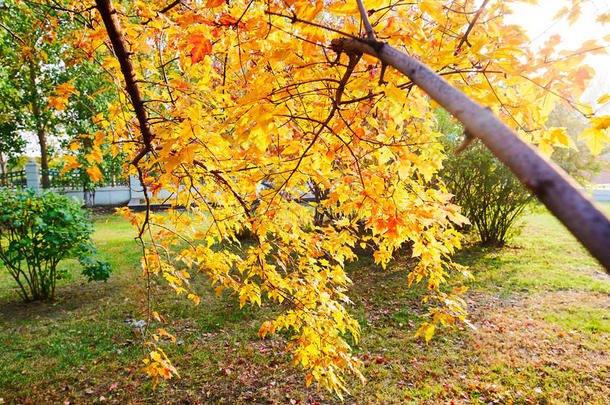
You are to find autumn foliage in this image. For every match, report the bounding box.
[17,0,610,394]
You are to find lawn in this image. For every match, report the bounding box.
[1,204,608,404]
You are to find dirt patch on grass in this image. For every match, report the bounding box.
[522,288,609,310]
[0,274,137,325]
[449,289,610,404]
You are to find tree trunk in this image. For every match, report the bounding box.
[28,58,50,189]
[36,126,50,188]
[84,188,95,207]
[0,152,7,186]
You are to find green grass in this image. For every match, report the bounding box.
[542,303,609,333]
[458,203,610,294]
[0,205,609,404]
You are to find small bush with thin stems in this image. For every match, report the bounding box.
[0,188,110,301]
[440,140,533,247]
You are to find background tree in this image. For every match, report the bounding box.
[546,103,607,183]
[440,137,533,246]
[437,103,605,247]
[35,0,610,393]
[0,48,26,185]
[0,0,113,189]
[53,62,124,204]
[0,115,26,185]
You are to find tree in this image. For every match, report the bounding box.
[0,1,111,189]
[34,0,609,394]
[0,57,26,185]
[546,103,606,184]
[0,115,26,185]
[54,62,124,205]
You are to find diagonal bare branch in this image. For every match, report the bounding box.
[356,0,376,40]
[95,0,153,167]
[330,36,610,271]
[455,0,490,55]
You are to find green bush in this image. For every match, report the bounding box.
[439,140,533,246]
[0,189,110,301]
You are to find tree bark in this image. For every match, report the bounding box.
[28,58,50,189]
[0,152,6,186]
[95,0,153,167]
[84,188,95,207]
[331,36,610,271]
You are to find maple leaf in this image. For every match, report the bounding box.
[188,34,212,64]
[205,0,225,7]
[48,81,79,110]
[48,96,68,111]
[86,164,103,183]
[60,155,80,175]
[572,66,594,92]
[596,13,610,24]
[579,127,609,156]
[597,94,610,105]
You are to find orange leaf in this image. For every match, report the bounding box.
[86,164,103,183]
[189,34,212,63]
[205,0,224,8]
[61,155,80,175]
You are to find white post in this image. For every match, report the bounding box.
[128,174,143,207]
[24,158,40,193]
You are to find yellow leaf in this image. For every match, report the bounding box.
[385,85,404,104]
[419,0,441,18]
[597,94,610,105]
[591,116,610,130]
[157,328,177,343]
[424,324,435,342]
[553,7,569,20]
[578,127,609,156]
[187,293,200,306]
[150,351,161,362]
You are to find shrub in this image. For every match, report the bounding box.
[0,189,110,301]
[439,139,533,246]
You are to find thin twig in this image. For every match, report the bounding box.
[356,0,376,40]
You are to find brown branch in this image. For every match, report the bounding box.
[158,0,181,14]
[264,51,361,211]
[265,10,361,41]
[455,0,489,55]
[0,21,25,44]
[356,0,376,40]
[95,0,153,167]
[331,35,610,271]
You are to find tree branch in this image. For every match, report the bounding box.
[96,0,154,241]
[95,0,153,167]
[455,0,489,55]
[356,0,376,40]
[331,35,610,271]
